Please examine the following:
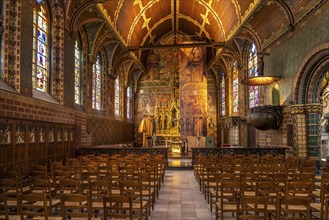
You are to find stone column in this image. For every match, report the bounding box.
[306,104,321,158]
[290,105,307,157]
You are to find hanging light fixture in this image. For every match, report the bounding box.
[241,53,281,86]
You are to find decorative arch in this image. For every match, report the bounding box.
[292,42,329,104]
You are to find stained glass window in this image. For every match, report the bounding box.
[221,72,225,116]
[92,55,102,110]
[74,41,82,104]
[248,43,259,108]
[32,1,49,92]
[232,61,239,113]
[127,86,132,120]
[115,78,120,116]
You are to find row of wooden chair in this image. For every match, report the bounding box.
[193,154,329,219]
[1,153,167,220]
[1,192,146,220]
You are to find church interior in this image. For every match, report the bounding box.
[1,0,329,219]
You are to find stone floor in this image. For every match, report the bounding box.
[150,170,216,220]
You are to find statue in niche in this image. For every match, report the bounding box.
[158,116,163,130]
[64,131,68,141]
[49,129,54,142]
[57,130,62,142]
[2,126,11,144]
[30,127,35,143]
[164,116,168,130]
[172,108,177,127]
[39,128,45,143]
[70,131,74,141]
[16,127,24,143]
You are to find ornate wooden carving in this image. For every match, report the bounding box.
[0,118,76,178]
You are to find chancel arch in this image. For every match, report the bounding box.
[291,45,329,158]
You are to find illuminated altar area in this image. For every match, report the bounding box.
[135,35,218,152]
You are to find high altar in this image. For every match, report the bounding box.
[155,100,182,152]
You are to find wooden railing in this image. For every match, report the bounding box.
[191,147,288,166]
[78,145,169,165]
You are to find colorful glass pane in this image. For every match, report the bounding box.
[92,55,102,110]
[32,1,49,92]
[232,61,239,113]
[115,78,120,116]
[221,72,225,116]
[248,43,259,108]
[74,41,81,104]
[127,86,132,119]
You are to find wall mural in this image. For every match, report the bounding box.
[135,37,217,145]
[179,47,207,137]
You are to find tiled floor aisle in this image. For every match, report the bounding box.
[150,170,215,220]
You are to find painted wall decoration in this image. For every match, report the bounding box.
[207,74,218,145]
[179,47,207,137]
[135,36,215,143]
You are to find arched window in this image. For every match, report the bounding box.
[232,61,239,113]
[221,72,226,116]
[127,85,132,120]
[248,43,259,108]
[92,54,102,110]
[74,40,82,104]
[115,78,120,116]
[32,0,50,92]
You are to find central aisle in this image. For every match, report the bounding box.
[150,170,215,220]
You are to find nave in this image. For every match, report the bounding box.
[150,170,214,220]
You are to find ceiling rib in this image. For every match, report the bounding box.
[127,42,225,51]
[173,0,177,44]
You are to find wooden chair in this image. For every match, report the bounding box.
[61,194,93,220]
[258,181,281,219]
[139,172,156,214]
[28,178,60,212]
[89,179,111,216]
[59,178,81,196]
[20,193,61,220]
[0,193,9,220]
[103,195,133,220]
[311,182,329,219]
[0,179,21,214]
[286,181,313,198]
[278,197,311,219]
[209,173,238,212]
[121,180,149,220]
[215,181,241,220]
[237,196,268,220]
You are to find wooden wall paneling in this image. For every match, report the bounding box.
[0,120,13,178]
[0,118,76,178]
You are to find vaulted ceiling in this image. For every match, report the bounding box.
[65,0,327,77]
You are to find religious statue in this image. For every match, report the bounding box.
[172,108,177,127]
[49,129,54,142]
[64,130,68,141]
[57,130,62,142]
[16,127,24,143]
[158,115,163,130]
[39,128,44,143]
[3,126,11,144]
[30,127,35,143]
[164,116,168,130]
